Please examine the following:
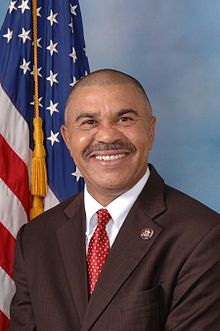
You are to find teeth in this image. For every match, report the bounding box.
[95,154,126,161]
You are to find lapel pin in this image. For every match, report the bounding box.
[141,227,154,240]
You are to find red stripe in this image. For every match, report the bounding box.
[0,134,30,216]
[0,310,10,331]
[0,222,16,278]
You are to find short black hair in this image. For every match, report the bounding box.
[71,68,151,108]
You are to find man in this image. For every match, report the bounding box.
[10,69,220,330]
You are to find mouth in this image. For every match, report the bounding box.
[83,141,136,160]
[93,153,127,161]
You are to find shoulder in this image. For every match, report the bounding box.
[164,184,220,227]
[17,192,84,241]
[156,184,220,260]
[147,164,220,226]
[141,165,220,249]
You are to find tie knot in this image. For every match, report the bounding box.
[97,208,111,227]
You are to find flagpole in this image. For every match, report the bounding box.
[30,0,48,220]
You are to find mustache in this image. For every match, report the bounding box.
[83,140,136,159]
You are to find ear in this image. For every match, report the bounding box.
[148,116,156,150]
[60,125,71,150]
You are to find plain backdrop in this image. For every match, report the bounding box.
[1,0,219,212]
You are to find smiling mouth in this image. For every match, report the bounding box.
[94,153,127,161]
[83,141,136,160]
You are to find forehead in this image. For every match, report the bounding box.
[66,83,149,114]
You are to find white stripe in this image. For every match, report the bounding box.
[0,84,31,168]
[0,179,27,238]
[0,179,59,235]
[44,187,60,211]
[0,267,15,319]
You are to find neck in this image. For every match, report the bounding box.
[87,191,121,207]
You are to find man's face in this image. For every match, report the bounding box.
[61,83,156,204]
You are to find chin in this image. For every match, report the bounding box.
[98,181,131,193]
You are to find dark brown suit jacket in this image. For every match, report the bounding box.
[10,165,220,330]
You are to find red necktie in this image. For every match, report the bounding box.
[87,208,111,295]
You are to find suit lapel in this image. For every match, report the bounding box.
[81,165,167,330]
[56,193,89,323]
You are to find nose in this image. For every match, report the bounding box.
[94,122,123,144]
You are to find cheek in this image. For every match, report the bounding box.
[78,135,91,144]
[126,129,149,150]
[68,134,92,158]
[72,127,96,144]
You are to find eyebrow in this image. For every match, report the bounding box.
[75,112,97,122]
[117,109,139,117]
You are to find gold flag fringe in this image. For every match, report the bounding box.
[30,0,48,219]
[31,117,48,197]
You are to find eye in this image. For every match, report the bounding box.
[84,119,96,125]
[118,116,135,126]
[80,119,97,129]
[120,116,129,122]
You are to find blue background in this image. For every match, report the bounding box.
[1,0,219,212]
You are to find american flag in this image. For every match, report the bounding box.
[0,0,89,328]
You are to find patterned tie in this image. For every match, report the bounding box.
[87,208,111,295]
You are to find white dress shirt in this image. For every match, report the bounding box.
[84,167,150,253]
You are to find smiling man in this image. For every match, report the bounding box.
[10,69,220,331]
[61,72,155,206]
